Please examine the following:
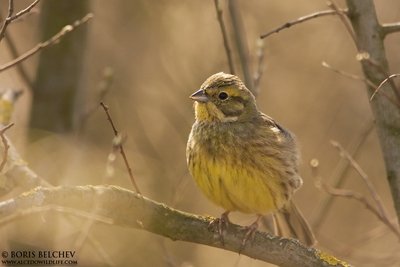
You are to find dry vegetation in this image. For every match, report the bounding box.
[0,0,400,266]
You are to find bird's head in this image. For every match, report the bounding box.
[190,72,258,122]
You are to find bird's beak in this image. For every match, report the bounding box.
[189,89,209,103]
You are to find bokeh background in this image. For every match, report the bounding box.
[1,0,400,266]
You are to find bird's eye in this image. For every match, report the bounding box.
[218,91,229,100]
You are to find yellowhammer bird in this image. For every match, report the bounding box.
[186,72,315,246]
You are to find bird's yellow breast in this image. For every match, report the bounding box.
[187,122,287,214]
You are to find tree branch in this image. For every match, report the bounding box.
[0,185,350,267]
[260,9,347,39]
[382,22,400,37]
[319,182,400,240]
[330,140,399,235]
[345,0,400,222]
[0,13,93,73]
[0,0,41,43]
[8,0,40,22]
[0,0,14,42]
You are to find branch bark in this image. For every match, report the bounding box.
[345,0,400,222]
[0,185,349,267]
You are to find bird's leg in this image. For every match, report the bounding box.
[240,214,262,252]
[209,210,230,246]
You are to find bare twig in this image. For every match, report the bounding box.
[228,0,253,92]
[213,0,235,75]
[0,0,41,42]
[0,0,14,42]
[322,61,400,108]
[321,61,376,88]
[0,13,93,73]
[260,9,345,39]
[0,123,14,172]
[8,0,40,22]
[311,121,374,231]
[100,102,141,194]
[360,56,400,104]
[330,140,391,220]
[382,22,400,37]
[319,182,400,240]
[327,1,358,49]
[370,74,400,102]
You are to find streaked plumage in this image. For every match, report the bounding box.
[186,72,315,246]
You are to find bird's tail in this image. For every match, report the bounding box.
[272,200,316,246]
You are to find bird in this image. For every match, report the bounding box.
[186,72,315,247]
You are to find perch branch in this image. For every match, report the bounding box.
[0,185,350,267]
[0,13,93,73]
[213,0,235,75]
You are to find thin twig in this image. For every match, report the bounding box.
[323,58,400,108]
[330,140,391,220]
[319,182,400,240]
[0,13,93,73]
[0,123,14,172]
[260,9,345,39]
[382,22,400,37]
[311,121,374,231]
[228,0,253,92]
[0,0,14,42]
[100,102,141,194]
[327,1,358,49]
[321,61,376,88]
[213,0,235,75]
[9,0,40,22]
[370,74,400,101]
[361,57,400,103]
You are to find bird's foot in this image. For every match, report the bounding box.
[208,211,230,246]
[240,215,262,253]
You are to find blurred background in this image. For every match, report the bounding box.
[0,0,400,266]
